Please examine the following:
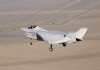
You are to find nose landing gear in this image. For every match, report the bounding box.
[30,38,32,45]
[49,45,53,51]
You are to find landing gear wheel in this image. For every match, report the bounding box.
[63,44,66,47]
[49,48,53,51]
[49,44,53,51]
[30,42,32,45]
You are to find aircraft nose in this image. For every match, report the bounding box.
[20,28,27,31]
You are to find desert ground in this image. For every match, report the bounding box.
[0,0,100,70]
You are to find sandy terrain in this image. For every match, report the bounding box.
[0,0,100,70]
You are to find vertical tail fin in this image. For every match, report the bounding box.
[75,28,88,39]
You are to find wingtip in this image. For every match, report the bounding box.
[81,27,88,29]
[80,27,88,31]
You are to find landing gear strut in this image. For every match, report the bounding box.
[30,38,32,45]
[63,43,66,47]
[49,44,53,51]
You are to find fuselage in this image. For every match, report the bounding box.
[23,25,68,41]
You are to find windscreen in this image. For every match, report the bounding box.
[28,25,37,29]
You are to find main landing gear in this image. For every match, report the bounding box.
[30,38,32,45]
[49,44,53,51]
[63,43,66,47]
[49,44,66,51]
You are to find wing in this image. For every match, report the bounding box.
[37,31,70,44]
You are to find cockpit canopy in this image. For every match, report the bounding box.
[28,25,37,29]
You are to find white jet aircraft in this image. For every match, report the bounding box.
[22,25,88,51]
